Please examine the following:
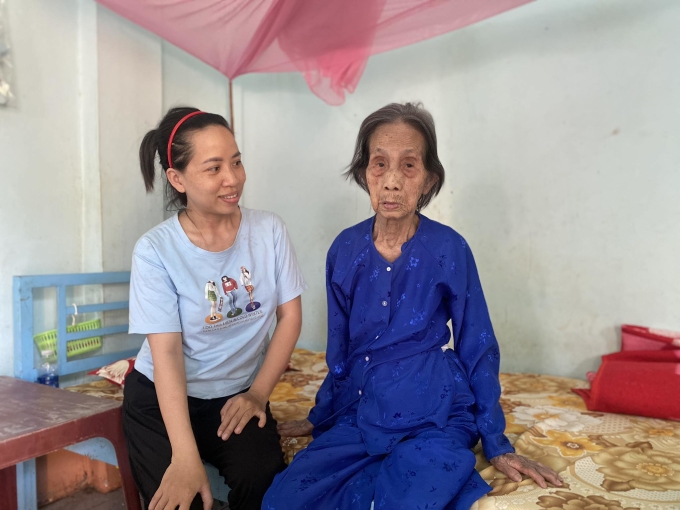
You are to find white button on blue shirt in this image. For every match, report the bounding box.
[381,300,388,307]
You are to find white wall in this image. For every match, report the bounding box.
[236,0,680,377]
[0,0,230,377]
[0,0,82,377]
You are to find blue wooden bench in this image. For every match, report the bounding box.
[13,272,230,509]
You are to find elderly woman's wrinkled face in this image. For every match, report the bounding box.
[366,122,435,222]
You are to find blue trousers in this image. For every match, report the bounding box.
[263,417,490,510]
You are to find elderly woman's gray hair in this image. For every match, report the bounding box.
[344,102,445,211]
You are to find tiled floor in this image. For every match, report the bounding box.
[40,489,125,510]
[40,489,229,510]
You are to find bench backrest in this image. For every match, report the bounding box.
[13,272,141,382]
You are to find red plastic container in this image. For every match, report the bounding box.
[620,324,680,351]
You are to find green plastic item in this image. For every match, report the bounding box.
[33,318,103,358]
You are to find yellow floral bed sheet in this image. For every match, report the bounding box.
[68,349,680,509]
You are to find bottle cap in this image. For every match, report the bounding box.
[40,349,55,358]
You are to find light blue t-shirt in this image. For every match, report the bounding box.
[129,207,307,399]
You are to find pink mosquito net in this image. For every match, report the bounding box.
[96,0,532,105]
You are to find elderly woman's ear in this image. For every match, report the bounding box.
[414,172,440,211]
[422,173,439,201]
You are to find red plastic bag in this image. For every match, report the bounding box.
[573,349,680,421]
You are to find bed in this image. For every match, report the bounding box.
[66,348,680,509]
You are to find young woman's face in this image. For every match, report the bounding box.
[168,125,245,216]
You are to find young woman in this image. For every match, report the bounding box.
[123,107,306,510]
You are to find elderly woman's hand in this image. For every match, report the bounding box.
[278,418,313,437]
[490,453,563,489]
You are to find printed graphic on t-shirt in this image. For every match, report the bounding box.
[204,280,223,323]
[220,275,242,318]
[203,308,265,333]
[203,266,263,327]
[240,266,261,312]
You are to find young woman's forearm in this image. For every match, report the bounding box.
[249,296,302,401]
[148,333,200,462]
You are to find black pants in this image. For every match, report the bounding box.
[122,370,286,510]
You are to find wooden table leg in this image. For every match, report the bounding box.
[101,408,142,510]
[116,450,142,510]
[0,464,18,510]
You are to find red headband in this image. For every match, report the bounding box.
[167,111,205,168]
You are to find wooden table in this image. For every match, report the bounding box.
[0,376,141,510]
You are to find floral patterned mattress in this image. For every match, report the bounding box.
[67,349,680,509]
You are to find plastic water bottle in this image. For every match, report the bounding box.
[37,349,59,388]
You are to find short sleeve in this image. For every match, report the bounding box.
[272,215,308,305]
[128,239,183,334]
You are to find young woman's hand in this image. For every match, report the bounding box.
[277,418,314,437]
[217,390,267,440]
[490,452,563,489]
[149,456,213,510]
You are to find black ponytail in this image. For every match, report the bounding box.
[139,129,159,192]
[138,107,231,210]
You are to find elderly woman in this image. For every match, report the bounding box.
[263,103,561,509]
